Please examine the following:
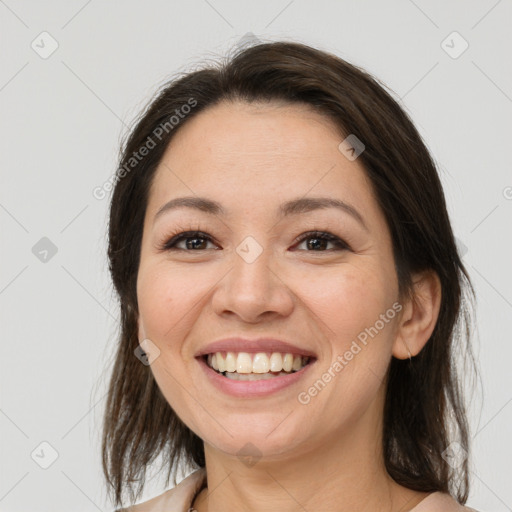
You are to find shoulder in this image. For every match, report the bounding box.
[412,491,481,512]
[115,468,206,512]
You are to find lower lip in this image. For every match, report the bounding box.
[197,356,316,398]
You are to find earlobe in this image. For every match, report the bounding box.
[392,270,442,360]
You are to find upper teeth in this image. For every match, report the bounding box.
[207,352,309,374]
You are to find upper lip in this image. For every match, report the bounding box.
[195,337,317,358]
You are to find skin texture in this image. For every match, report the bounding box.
[136,100,442,512]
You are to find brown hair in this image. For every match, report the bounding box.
[101,40,478,509]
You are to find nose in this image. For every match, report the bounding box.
[211,239,294,323]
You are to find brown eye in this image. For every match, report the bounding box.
[161,231,217,251]
[293,231,350,252]
[159,230,350,252]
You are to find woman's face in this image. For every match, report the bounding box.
[136,100,403,460]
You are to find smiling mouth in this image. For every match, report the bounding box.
[202,351,313,381]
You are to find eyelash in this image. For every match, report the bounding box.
[158,227,351,252]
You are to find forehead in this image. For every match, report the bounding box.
[166,99,345,164]
[146,100,381,228]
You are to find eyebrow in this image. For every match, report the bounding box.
[153,196,368,231]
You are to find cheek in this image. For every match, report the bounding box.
[296,270,395,429]
[136,265,204,428]
[300,264,392,347]
[136,264,197,349]
[299,262,397,409]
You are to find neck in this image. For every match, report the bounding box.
[192,385,429,512]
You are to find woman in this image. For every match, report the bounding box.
[102,41,480,511]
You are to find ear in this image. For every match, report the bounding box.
[392,269,442,359]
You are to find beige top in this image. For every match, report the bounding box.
[119,468,481,512]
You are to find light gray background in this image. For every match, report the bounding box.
[1,1,511,511]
